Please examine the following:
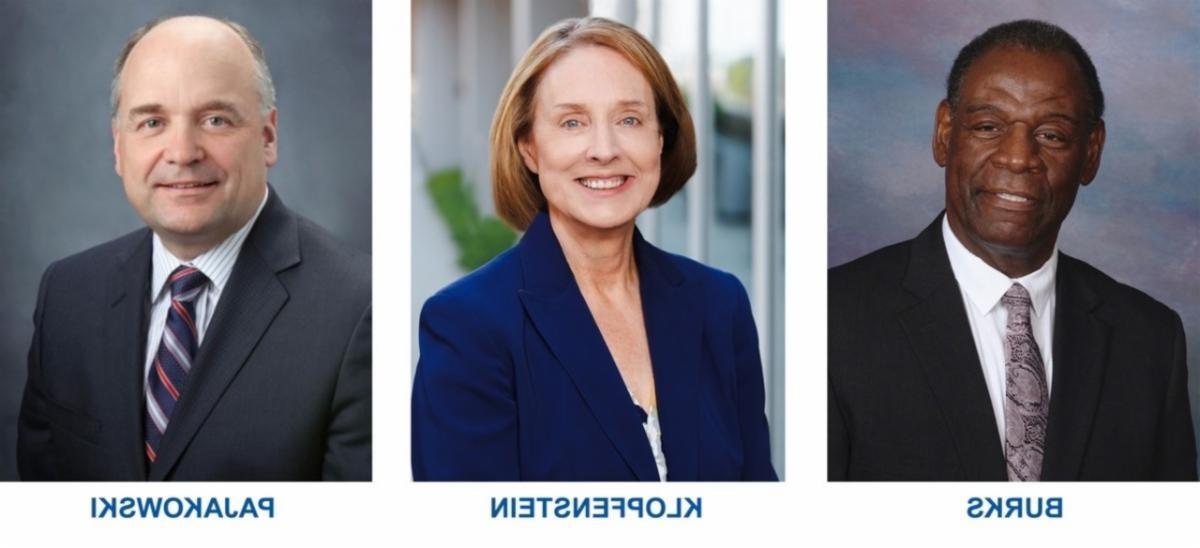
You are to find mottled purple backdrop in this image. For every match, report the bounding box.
[829,0,1200,461]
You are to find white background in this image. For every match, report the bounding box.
[2,2,1196,547]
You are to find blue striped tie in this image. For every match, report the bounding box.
[144,266,207,464]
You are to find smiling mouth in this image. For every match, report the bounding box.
[576,176,629,190]
[994,192,1032,204]
[978,187,1040,209]
[158,181,218,189]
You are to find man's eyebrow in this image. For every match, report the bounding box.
[962,104,1080,124]
[126,104,164,120]
[125,101,248,123]
[1041,111,1080,124]
[964,104,1001,115]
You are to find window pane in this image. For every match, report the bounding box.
[707,0,760,293]
[653,0,699,256]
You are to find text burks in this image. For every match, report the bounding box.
[967,497,1062,519]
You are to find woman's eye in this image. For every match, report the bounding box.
[562,119,581,129]
[621,116,640,126]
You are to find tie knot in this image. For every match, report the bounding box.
[168,266,208,301]
[1001,283,1032,312]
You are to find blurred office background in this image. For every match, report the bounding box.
[412,0,787,477]
[829,0,1200,472]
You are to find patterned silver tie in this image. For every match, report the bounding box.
[1001,283,1049,481]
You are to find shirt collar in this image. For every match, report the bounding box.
[942,215,1057,317]
[150,187,270,300]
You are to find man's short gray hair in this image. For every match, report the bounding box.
[110,15,276,119]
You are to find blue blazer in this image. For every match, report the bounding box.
[413,212,776,481]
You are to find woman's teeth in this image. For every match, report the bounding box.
[578,177,625,190]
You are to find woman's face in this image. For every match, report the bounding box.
[519,45,663,234]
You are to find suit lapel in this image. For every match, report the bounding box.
[149,190,299,480]
[517,213,660,481]
[103,230,153,480]
[1040,254,1109,480]
[898,216,1007,480]
[635,233,701,481]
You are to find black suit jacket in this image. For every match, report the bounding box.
[829,215,1196,481]
[17,190,371,481]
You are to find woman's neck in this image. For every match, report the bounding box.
[548,210,639,297]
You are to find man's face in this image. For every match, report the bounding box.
[112,17,277,258]
[933,46,1105,271]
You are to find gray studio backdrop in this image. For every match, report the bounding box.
[0,0,372,480]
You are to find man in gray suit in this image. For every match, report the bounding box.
[17,15,371,480]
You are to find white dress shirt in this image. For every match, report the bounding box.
[942,216,1056,449]
[142,188,270,383]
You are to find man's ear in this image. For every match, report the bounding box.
[518,138,538,174]
[932,99,953,167]
[1079,119,1106,186]
[262,108,279,167]
[112,120,123,177]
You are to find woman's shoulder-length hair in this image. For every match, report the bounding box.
[490,16,697,231]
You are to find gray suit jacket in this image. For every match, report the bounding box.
[18,189,371,480]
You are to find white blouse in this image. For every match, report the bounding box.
[631,392,668,481]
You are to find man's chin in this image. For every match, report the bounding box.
[149,215,226,246]
[974,229,1045,256]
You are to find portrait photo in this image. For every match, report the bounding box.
[410,0,785,481]
[827,0,1199,481]
[0,0,372,481]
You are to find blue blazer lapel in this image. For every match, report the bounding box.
[103,230,153,480]
[634,232,702,481]
[149,190,298,480]
[516,213,660,481]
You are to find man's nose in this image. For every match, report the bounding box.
[163,124,205,165]
[992,124,1045,173]
[586,124,619,163]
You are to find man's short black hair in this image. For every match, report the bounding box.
[946,19,1104,125]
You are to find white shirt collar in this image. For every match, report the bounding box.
[942,215,1057,317]
[150,187,270,300]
